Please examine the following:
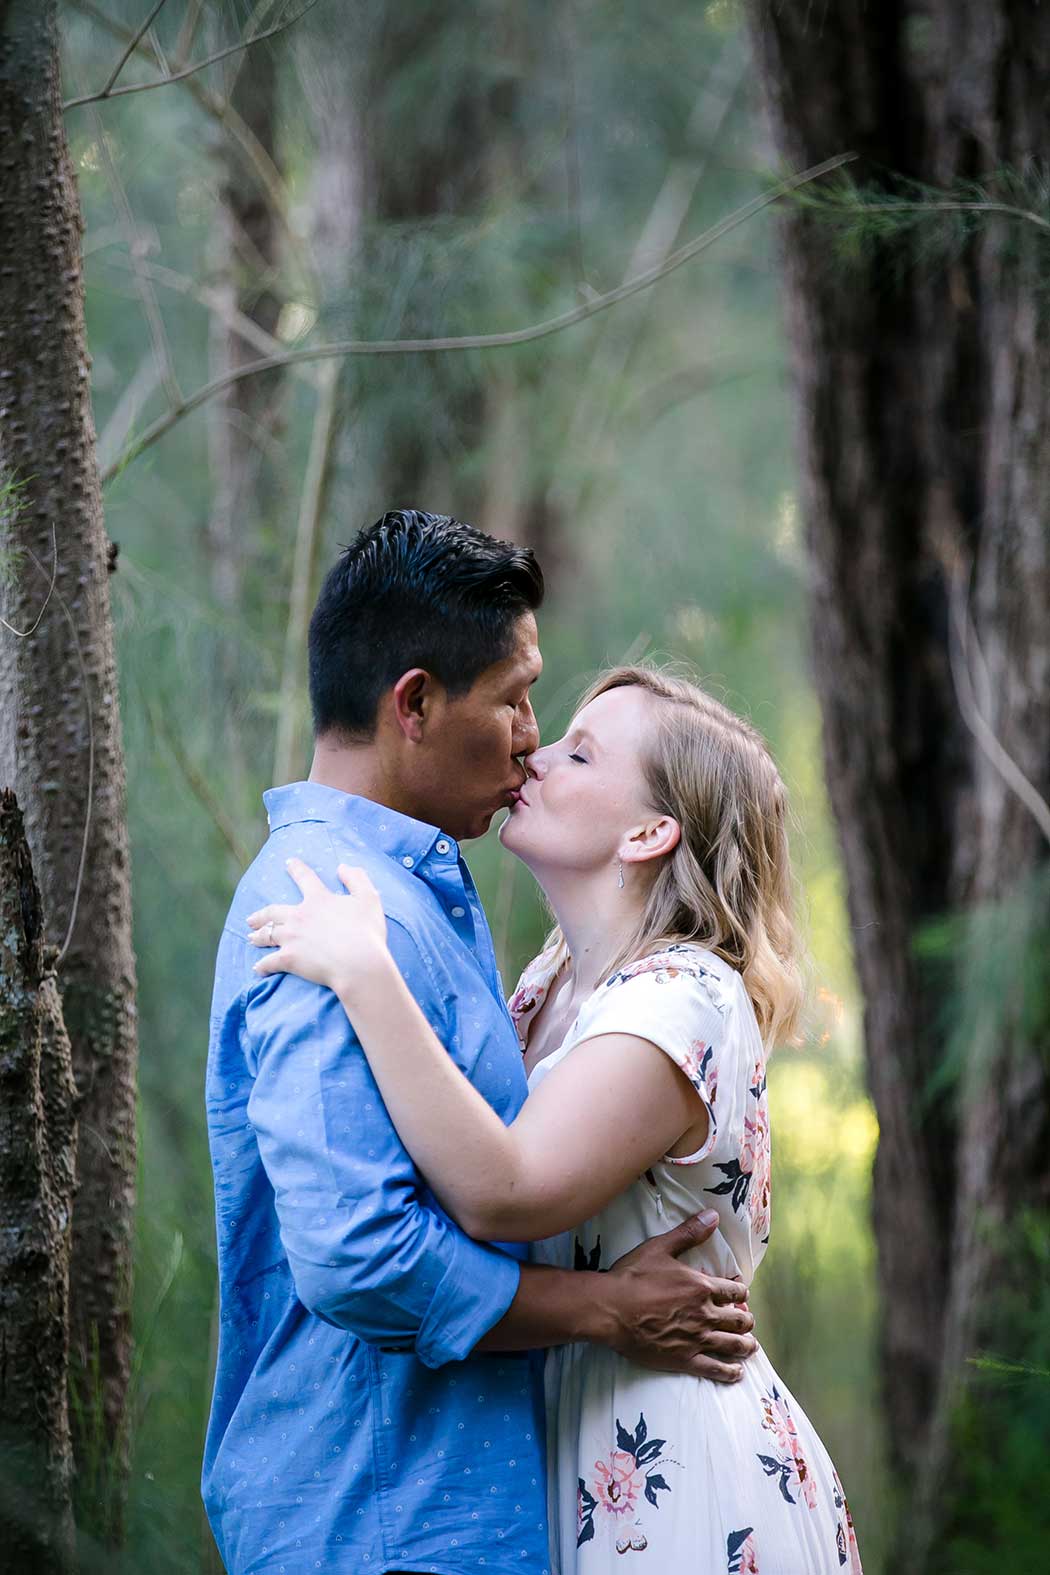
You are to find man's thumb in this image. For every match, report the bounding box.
[661,1209,719,1257]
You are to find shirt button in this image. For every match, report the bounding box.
[451,906,466,918]
[435,839,451,855]
[401,855,414,868]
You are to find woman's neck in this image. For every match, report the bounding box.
[541,866,646,1000]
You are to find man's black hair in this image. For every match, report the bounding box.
[308,509,544,738]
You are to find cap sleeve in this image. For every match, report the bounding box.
[572,946,740,1165]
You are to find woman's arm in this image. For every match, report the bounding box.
[248,859,705,1241]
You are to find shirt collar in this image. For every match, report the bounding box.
[262,781,458,871]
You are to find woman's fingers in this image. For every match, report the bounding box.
[252,948,286,976]
[337,863,375,897]
[246,903,291,941]
[285,856,328,896]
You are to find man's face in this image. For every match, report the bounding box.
[408,612,543,841]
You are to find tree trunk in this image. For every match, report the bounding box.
[0,790,77,1571]
[0,0,139,1544]
[744,0,1050,1563]
[206,38,286,615]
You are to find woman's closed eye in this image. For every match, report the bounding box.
[568,751,587,764]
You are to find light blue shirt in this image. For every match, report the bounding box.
[202,783,549,1573]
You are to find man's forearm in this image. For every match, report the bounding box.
[474,1263,616,1353]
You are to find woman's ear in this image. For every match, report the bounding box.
[622,815,680,867]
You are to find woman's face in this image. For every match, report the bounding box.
[499,685,659,877]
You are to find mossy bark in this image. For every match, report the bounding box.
[745,1,1050,1565]
[0,788,77,1572]
[0,0,138,1544]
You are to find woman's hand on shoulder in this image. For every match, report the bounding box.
[247,857,389,994]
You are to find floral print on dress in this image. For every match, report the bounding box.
[577,1412,674,1551]
[833,1470,862,1572]
[727,1528,759,1573]
[757,1385,817,1507]
[507,956,554,1048]
[705,1050,771,1242]
[602,946,729,1017]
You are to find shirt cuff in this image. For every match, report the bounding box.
[414,1232,522,1368]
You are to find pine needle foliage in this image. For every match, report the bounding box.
[789,166,1050,282]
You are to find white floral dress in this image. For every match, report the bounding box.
[508,944,863,1575]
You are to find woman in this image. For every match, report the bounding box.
[247,665,863,1574]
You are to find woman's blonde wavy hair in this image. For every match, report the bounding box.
[544,665,805,1052]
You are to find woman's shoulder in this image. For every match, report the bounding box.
[600,943,739,999]
[577,945,743,1041]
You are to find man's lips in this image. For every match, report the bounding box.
[505,783,529,808]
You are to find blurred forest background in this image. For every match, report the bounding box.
[2,1,1048,1572]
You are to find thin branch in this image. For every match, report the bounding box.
[97,0,171,99]
[146,700,253,868]
[97,355,163,473]
[67,0,317,297]
[64,0,324,111]
[0,524,58,637]
[89,106,182,407]
[102,152,855,483]
[827,198,1050,237]
[146,21,171,78]
[103,251,321,386]
[948,563,1050,848]
[18,546,96,968]
[272,361,342,787]
[555,32,747,517]
[173,0,206,68]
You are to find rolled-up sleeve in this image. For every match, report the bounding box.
[241,931,520,1367]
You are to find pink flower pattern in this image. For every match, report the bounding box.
[577,1412,673,1550]
[592,1450,644,1517]
[833,1470,863,1572]
[728,1528,759,1573]
[758,1386,817,1508]
[514,942,859,1570]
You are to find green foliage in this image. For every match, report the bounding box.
[943,1211,1050,1571]
[61,1,888,1568]
[791,166,1050,280]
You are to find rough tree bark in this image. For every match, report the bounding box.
[0,790,77,1572]
[0,0,139,1544]
[744,1,1050,1563]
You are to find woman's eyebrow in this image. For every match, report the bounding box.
[568,726,599,752]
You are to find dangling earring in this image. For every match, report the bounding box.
[617,859,625,890]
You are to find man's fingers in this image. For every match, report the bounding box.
[680,1353,745,1384]
[705,1304,755,1337]
[285,856,327,896]
[656,1211,720,1258]
[708,1275,752,1306]
[690,1330,758,1363]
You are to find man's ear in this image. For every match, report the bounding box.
[622,815,681,867]
[390,668,441,743]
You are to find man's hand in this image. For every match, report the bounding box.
[599,1211,756,1382]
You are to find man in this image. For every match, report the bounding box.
[203,510,756,1574]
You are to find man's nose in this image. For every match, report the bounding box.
[514,701,540,759]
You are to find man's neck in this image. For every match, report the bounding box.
[307,738,410,817]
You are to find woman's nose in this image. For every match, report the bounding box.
[523,747,547,780]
